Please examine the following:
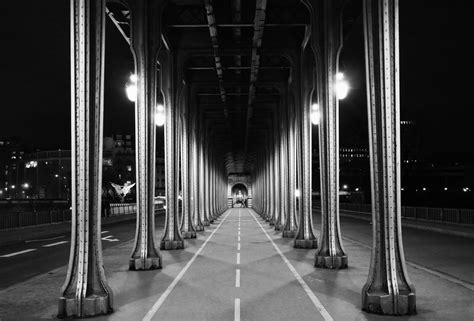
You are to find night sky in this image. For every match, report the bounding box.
[0,1,472,161]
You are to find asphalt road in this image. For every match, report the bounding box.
[0,216,166,290]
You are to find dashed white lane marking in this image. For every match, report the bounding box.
[42,241,69,248]
[236,253,240,264]
[0,249,36,258]
[248,209,334,321]
[234,298,241,321]
[101,231,109,234]
[238,231,241,236]
[238,236,241,242]
[237,243,241,251]
[143,209,233,321]
[342,236,474,291]
[235,269,241,287]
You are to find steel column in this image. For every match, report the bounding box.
[294,59,318,249]
[311,0,348,269]
[160,48,185,250]
[191,108,205,232]
[180,83,196,239]
[59,0,112,317]
[128,0,163,269]
[283,93,298,237]
[362,0,416,314]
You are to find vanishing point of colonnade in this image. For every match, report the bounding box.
[59,0,415,318]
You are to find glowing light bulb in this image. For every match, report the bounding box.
[125,74,138,102]
[155,104,165,126]
[335,72,349,100]
[311,103,320,125]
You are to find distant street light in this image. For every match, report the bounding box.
[125,74,138,102]
[310,103,320,125]
[155,104,165,127]
[342,184,348,190]
[335,72,349,100]
[22,183,29,189]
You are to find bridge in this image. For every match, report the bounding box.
[0,0,473,320]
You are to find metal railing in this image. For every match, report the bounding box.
[0,202,165,230]
[314,202,474,225]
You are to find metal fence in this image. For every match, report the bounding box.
[321,202,474,225]
[0,202,165,230]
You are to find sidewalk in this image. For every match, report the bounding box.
[0,211,164,248]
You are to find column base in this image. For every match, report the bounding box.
[58,294,112,319]
[315,254,348,269]
[363,292,416,315]
[282,230,297,238]
[274,224,283,231]
[194,224,205,232]
[269,219,275,226]
[294,239,318,249]
[203,219,210,226]
[181,230,197,239]
[129,256,162,270]
[160,240,185,250]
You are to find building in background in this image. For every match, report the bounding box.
[0,134,165,200]
[0,137,25,199]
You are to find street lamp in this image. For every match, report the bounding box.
[311,103,320,125]
[155,103,165,127]
[125,74,138,102]
[335,72,349,100]
[295,189,300,198]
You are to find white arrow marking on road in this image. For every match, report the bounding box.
[0,249,36,258]
[101,235,119,242]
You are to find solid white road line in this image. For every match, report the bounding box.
[42,241,69,248]
[234,298,241,321]
[248,209,334,321]
[142,209,233,321]
[342,235,474,291]
[237,243,241,251]
[101,231,109,234]
[0,249,36,258]
[235,269,240,288]
[236,253,240,264]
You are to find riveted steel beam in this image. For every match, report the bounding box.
[362,0,416,315]
[59,0,112,317]
[203,0,227,105]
